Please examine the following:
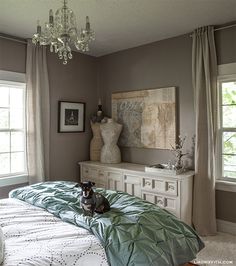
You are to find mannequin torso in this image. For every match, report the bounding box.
[100,119,122,163]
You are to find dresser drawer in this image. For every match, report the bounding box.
[124,175,141,198]
[141,191,178,215]
[89,167,99,179]
[142,177,154,190]
[107,171,122,179]
[142,177,178,196]
[82,165,90,178]
[81,175,106,189]
[164,196,178,212]
[81,166,106,188]
[82,166,101,179]
[142,191,165,208]
[107,171,123,191]
[165,181,178,196]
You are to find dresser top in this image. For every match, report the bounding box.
[79,161,194,180]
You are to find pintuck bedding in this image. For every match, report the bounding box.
[1,181,204,266]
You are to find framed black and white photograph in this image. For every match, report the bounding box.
[58,101,85,133]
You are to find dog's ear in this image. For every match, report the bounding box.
[90,181,95,187]
[75,183,80,188]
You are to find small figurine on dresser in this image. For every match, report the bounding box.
[91,98,105,123]
[90,99,106,161]
[100,118,122,164]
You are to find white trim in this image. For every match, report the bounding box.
[216,180,236,192]
[216,69,236,183]
[218,63,236,76]
[0,70,25,83]
[0,175,28,187]
[217,219,236,235]
[0,80,26,87]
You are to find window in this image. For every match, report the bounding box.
[218,76,236,181]
[0,80,27,177]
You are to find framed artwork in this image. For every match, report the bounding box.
[112,87,176,149]
[58,101,86,133]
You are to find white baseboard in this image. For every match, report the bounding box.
[217,219,236,235]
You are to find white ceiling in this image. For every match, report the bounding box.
[0,0,236,57]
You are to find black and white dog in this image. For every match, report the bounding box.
[77,181,110,216]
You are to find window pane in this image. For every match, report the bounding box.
[10,108,24,129]
[0,83,26,177]
[0,109,9,129]
[0,153,10,175]
[0,132,10,152]
[222,105,236,128]
[0,87,9,107]
[223,132,236,154]
[223,154,236,179]
[222,82,236,105]
[11,132,24,152]
[10,88,24,109]
[11,152,25,173]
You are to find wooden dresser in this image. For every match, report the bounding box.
[79,161,194,225]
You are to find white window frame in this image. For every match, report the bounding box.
[217,75,236,182]
[216,63,236,192]
[0,70,28,187]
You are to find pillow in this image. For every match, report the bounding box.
[0,227,4,264]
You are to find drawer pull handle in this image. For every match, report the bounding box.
[157,200,164,205]
[145,181,151,186]
[168,185,175,190]
[85,170,88,173]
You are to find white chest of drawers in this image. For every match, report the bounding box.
[79,161,194,225]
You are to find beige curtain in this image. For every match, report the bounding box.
[192,26,218,236]
[26,40,50,184]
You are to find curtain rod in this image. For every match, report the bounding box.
[214,23,236,32]
[190,23,236,37]
[0,34,27,44]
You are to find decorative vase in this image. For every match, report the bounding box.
[100,119,122,163]
[90,122,103,161]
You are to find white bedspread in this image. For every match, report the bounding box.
[0,198,109,266]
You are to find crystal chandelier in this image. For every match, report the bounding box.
[32,0,95,64]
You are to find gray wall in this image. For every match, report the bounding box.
[98,27,236,223]
[47,52,97,181]
[215,26,236,64]
[98,34,194,166]
[0,38,26,72]
[216,191,236,223]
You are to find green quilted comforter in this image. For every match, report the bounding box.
[10,181,204,266]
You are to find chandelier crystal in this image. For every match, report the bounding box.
[32,0,95,64]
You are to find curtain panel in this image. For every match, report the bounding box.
[26,40,50,184]
[192,26,218,236]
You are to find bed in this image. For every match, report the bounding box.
[0,181,204,266]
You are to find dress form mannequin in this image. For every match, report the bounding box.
[90,122,103,161]
[100,118,122,163]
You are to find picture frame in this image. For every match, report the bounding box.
[112,87,176,149]
[58,101,86,133]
